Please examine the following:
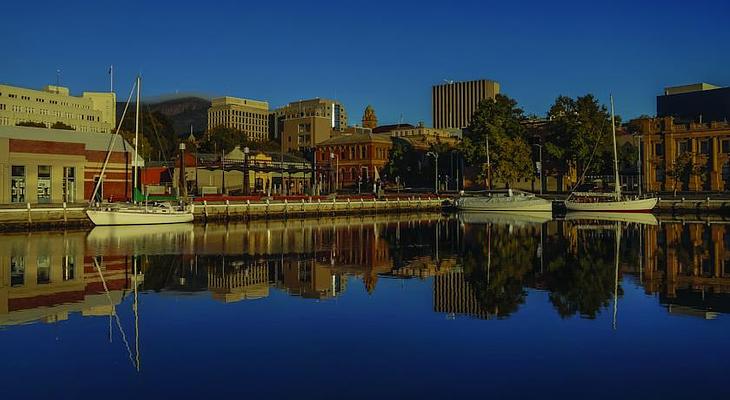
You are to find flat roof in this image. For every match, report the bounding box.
[0,125,134,153]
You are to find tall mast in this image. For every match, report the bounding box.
[133,75,140,203]
[610,95,621,198]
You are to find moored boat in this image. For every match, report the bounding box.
[455,189,553,212]
[564,95,657,213]
[85,76,193,226]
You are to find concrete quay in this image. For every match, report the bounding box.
[0,196,446,230]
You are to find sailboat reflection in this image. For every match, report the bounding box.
[565,211,658,226]
[458,211,552,226]
[92,255,141,371]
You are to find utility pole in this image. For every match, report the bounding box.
[533,143,543,195]
[485,132,491,189]
[428,151,439,194]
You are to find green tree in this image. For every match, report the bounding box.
[198,126,244,154]
[461,94,534,188]
[51,121,75,130]
[666,152,705,195]
[121,108,178,161]
[120,129,154,161]
[544,94,617,181]
[16,121,47,128]
[618,141,638,174]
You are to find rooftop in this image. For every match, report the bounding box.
[317,132,393,146]
[664,83,722,96]
[0,125,133,153]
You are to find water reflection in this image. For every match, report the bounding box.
[2,213,730,332]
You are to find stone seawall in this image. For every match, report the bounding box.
[0,196,446,230]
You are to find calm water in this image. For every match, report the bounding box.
[1,212,728,399]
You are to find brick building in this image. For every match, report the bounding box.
[0,126,136,204]
[314,132,392,190]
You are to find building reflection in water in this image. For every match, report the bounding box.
[3,213,730,330]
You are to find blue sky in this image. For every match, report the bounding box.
[1,0,728,128]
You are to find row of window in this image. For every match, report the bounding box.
[652,138,730,157]
[10,255,76,287]
[318,145,388,161]
[10,165,76,204]
[0,92,91,109]
[3,104,100,121]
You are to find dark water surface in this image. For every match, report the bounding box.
[1,212,728,399]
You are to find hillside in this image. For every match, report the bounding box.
[117,96,210,136]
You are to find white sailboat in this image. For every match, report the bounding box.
[565,95,657,213]
[455,189,553,212]
[86,76,194,226]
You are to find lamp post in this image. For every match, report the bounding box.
[313,148,318,196]
[243,146,250,195]
[633,133,642,196]
[330,151,339,193]
[533,143,543,195]
[179,142,187,200]
[427,151,439,194]
[486,132,491,190]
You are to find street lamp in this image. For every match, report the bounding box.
[330,151,338,193]
[632,133,642,196]
[243,146,250,195]
[427,151,439,194]
[533,143,543,195]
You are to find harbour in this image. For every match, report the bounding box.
[1,212,729,398]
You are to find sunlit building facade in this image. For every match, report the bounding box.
[0,84,116,133]
[432,79,499,129]
[207,96,270,142]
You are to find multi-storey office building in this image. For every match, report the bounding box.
[657,83,730,123]
[0,84,116,133]
[272,98,347,152]
[432,79,499,129]
[207,96,269,142]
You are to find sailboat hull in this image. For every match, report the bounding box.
[86,208,194,226]
[564,197,657,212]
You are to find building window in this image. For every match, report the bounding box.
[64,255,75,281]
[700,139,711,155]
[38,165,52,203]
[11,165,26,203]
[722,140,730,154]
[63,167,76,202]
[37,255,51,284]
[654,143,664,156]
[677,140,690,154]
[11,256,25,286]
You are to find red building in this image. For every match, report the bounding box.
[0,126,136,204]
[315,133,393,190]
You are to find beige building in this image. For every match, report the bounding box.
[207,96,269,142]
[0,84,116,133]
[272,98,347,152]
[432,79,500,129]
[0,126,136,205]
[389,123,459,148]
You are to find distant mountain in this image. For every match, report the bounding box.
[117,96,210,136]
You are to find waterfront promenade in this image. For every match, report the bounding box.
[0,194,445,229]
[3,192,730,229]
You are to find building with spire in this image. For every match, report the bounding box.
[362,105,378,129]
